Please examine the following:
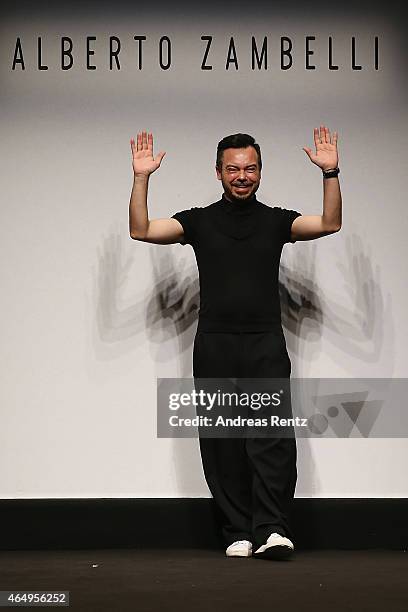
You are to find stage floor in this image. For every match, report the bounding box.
[0,549,407,611]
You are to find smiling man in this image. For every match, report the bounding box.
[129,127,342,560]
[218,141,261,200]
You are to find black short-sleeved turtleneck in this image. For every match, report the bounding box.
[171,193,302,332]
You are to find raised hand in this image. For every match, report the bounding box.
[302,125,339,171]
[130,131,166,177]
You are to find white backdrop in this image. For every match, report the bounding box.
[1,1,407,498]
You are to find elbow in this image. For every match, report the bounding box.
[323,221,342,234]
[130,221,150,241]
[130,231,147,241]
[130,225,149,241]
[322,214,342,235]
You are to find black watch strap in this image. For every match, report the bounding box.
[323,167,340,179]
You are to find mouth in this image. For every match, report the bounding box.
[233,185,250,190]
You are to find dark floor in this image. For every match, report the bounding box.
[0,549,407,611]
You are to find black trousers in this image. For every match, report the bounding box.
[192,329,297,548]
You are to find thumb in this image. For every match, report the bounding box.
[302,147,313,160]
[155,150,166,165]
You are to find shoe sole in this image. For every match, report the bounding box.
[253,545,294,561]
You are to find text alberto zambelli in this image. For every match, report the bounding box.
[10,34,380,71]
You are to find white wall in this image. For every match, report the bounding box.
[1,1,407,498]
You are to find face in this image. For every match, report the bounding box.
[216,146,261,202]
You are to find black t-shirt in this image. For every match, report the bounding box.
[171,193,301,332]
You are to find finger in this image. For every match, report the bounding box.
[137,132,142,152]
[148,132,153,154]
[320,125,326,144]
[142,130,148,150]
[325,126,330,144]
[313,127,320,149]
[130,138,135,155]
[332,131,338,146]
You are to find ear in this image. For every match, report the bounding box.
[215,166,221,180]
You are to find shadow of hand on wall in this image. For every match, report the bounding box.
[280,232,394,374]
[279,233,394,496]
[96,230,393,376]
[147,247,199,340]
[95,233,199,347]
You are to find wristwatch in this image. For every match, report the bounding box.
[322,167,340,179]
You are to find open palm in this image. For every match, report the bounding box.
[303,125,338,171]
[130,131,166,177]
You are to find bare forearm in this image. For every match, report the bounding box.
[322,176,342,230]
[129,175,150,238]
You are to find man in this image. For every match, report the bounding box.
[129,127,342,560]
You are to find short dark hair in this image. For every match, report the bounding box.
[216,133,262,171]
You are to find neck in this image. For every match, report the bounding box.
[222,192,257,206]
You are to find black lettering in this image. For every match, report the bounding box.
[226,37,238,70]
[110,36,121,70]
[281,37,292,70]
[12,37,24,70]
[328,36,338,70]
[306,36,315,70]
[252,36,267,70]
[201,35,212,70]
[61,37,73,70]
[159,36,171,69]
[351,36,362,70]
[87,36,96,70]
[374,36,379,70]
[38,36,48,70]
[133,36,146,70]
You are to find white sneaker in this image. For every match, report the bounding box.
[254,532,294,560]
[225,540,253,557]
